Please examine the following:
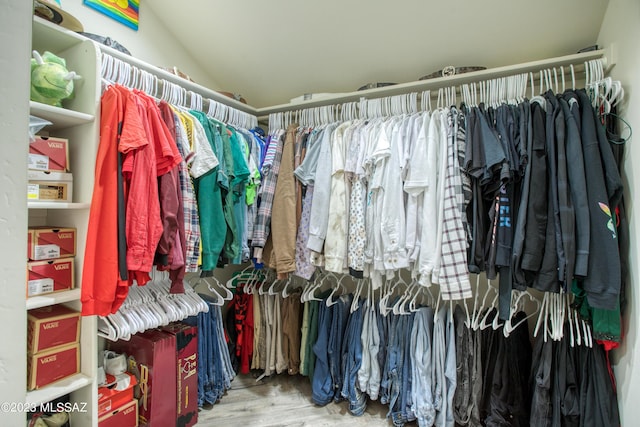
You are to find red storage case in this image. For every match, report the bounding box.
[98,399,138,427]
[27,258,75,297]
[27,343,79,390]
[162,323,198,427]
[28,227,76,260]
[108,330,177,427]
[28,304,80,354]
[29,135,69,172]
[98,372,138,417]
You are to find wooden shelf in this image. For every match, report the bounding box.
[26,373,93,407]
[28,201,91,210]
[30,101,94,130]
[27,289,81,310]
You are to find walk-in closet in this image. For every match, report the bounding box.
[2,1,639,426]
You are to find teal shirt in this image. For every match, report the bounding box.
[190,111,226,272]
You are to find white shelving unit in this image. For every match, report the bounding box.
[26,289,82,310]
[26,17,100,427]
[26,374,93,407]
[29,101,95,130]
[28,202,91,210]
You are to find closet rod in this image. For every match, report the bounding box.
[98,43,259,115]
[256,49,610,117]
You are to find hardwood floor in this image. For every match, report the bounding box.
[195,373,412,426]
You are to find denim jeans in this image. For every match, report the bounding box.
[432,306,447,427]
[328,294,351,403]
[443,307,457,427]
[358,300,382,400]
[340,298,367,416]
[411,307,435,427]
[394,313,418,425]
[387,313,404,424]
[185,295,236,407]
[312,300,334,405]
[379,310,392,406]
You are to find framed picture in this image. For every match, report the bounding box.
[83,0,139,31]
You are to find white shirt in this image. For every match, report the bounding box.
[189,114,219,178]
[380,116,409,272]
[418,109,444,284]
[307,123,339,253]
[404,113,430,267]
[324,122,352,273]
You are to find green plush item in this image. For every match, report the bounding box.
[30,50,81,108]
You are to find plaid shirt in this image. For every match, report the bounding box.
[174,114,201,272]
[252,130,285,248]
[439,108,472,300]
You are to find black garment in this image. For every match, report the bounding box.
[511,100,532,290]
[561,94,590,279]
[529,333,553,427]
[484,311,532,427]
[547,92,575,288]
[575,90,621,310]
[479,309,501,422]
[520,102,548,280]
[605,108,629,314]
[494,105,518,319]
[551,334,580,427]
[578,343,621,427]
[465,108,488,273]
[453,306,475,426]
[225,298,240,374]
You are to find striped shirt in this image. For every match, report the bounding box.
[252,129,285,248]
[173,113,201,272]
[439,108,472,300]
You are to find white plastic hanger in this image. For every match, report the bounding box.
[326,274,347,307]
[351,279,366,313]
[503,290,541,337]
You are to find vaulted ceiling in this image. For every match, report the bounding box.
[149,0,609,108]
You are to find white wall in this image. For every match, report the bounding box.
[60,0,222,91]
[597,0,640,423]
[0,1,31,425]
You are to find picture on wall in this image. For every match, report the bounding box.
[83,0,139,31]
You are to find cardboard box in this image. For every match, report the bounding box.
[27,343,79,390]
[28,171,73,203]
[28,227,77,260]
[29,135,70,172]
[108,330,177,427]
[28,304,80,354]
[99,399,138,427]
[27,258,75,297]
[98,372,138,417]
[162,323,198,427]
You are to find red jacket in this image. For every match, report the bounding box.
[81,86,145,315]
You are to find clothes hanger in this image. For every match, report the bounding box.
[407,279,424,313]
[326,274,347,307]
[503,289,541,337]
[378,278,393,316]
[351,278,365,313]
[392,281,413,315]
[281,275,297,298]
[478,284,500,330]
